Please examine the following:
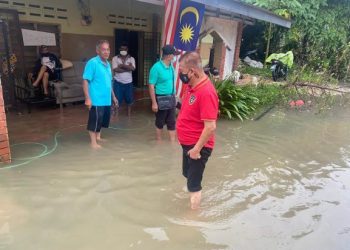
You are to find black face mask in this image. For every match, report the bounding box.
[179,72,190,84]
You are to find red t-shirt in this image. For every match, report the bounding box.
[176,77,219,148]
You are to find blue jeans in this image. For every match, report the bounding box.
[113,81,134,106]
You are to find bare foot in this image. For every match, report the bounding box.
[190,191,201,210]
[91,143,102,149]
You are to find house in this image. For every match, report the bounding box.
[0,0,291,163]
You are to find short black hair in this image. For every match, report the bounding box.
[120,42,128,48]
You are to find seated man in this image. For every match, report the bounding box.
[29,45,62,97]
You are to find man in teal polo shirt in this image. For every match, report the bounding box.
[148,45,180,141]
[83,40,118,149]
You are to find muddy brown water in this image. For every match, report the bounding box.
[1,106,350,250]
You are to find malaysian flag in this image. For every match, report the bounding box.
[163,0,205,97]
[163,0,181,46]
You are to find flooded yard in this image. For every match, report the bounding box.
[1,103,350,250]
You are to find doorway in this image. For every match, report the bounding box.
[115,29,140,87]
[114,29,161,88]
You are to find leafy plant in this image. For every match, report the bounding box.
[288,67,338,85]
[238,62,339,86]
[214,77,346,121]
[214,79,259,120]
[242,0,350,80]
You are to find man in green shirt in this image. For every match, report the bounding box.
[148,45,179,141]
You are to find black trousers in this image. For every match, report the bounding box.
[182,145,212,192]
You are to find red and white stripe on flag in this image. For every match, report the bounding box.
[163,0,187,97]
[163,0,181,46]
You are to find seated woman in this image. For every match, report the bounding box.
[30,45,62,98]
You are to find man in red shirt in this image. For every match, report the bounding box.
[176,52,219,210]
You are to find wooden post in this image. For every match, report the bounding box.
[264,22,272,67]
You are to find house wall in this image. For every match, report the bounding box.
[201,16,239,79]
[61,33,115,61]
[199,42,211,66]
[0,0,163,61]
[213,40,224,71]
[199,34,213,66]
[0,0,163,163]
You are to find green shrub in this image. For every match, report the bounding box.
[238,63,339,85]
[214,75,344,121]
[289,67,339,85]
[214,79,259,120]
[214,79,305,121]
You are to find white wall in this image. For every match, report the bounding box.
[201,16,238,78]
[0,0,163,35]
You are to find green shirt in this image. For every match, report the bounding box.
[148,60,175,95]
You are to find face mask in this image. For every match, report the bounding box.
[120,51,127,56]
[179,72,190,84]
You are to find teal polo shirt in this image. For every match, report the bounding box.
[149,60,175,95]
[83,56,112,106]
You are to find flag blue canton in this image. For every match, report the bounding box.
[173,0,205,51]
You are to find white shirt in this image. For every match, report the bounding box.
[41,57,55,70]
[112,55,136,84]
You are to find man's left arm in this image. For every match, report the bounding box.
[187,120,216,159]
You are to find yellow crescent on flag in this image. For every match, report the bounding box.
[180,7,200,25]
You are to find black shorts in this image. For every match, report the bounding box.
[182,145,212,192]
[113,81,134,105]
[155,108,176,130]
[46,68,57,81]
[87,106,111,132]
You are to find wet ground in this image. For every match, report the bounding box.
[1,101,350,250]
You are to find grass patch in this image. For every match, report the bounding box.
[238,63,339,85]
[238,64,272,78]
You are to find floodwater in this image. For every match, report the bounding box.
[1,104,350,250]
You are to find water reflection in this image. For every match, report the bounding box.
[1,107,350,249]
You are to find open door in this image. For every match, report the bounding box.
[115,29,140,87]
[115,29,161,88]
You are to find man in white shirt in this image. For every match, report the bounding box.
[112,43,136,116]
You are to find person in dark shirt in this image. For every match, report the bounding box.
[30,45,61,97]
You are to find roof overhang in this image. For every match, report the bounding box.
[193,0,291,28]
[136,0,291,28]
